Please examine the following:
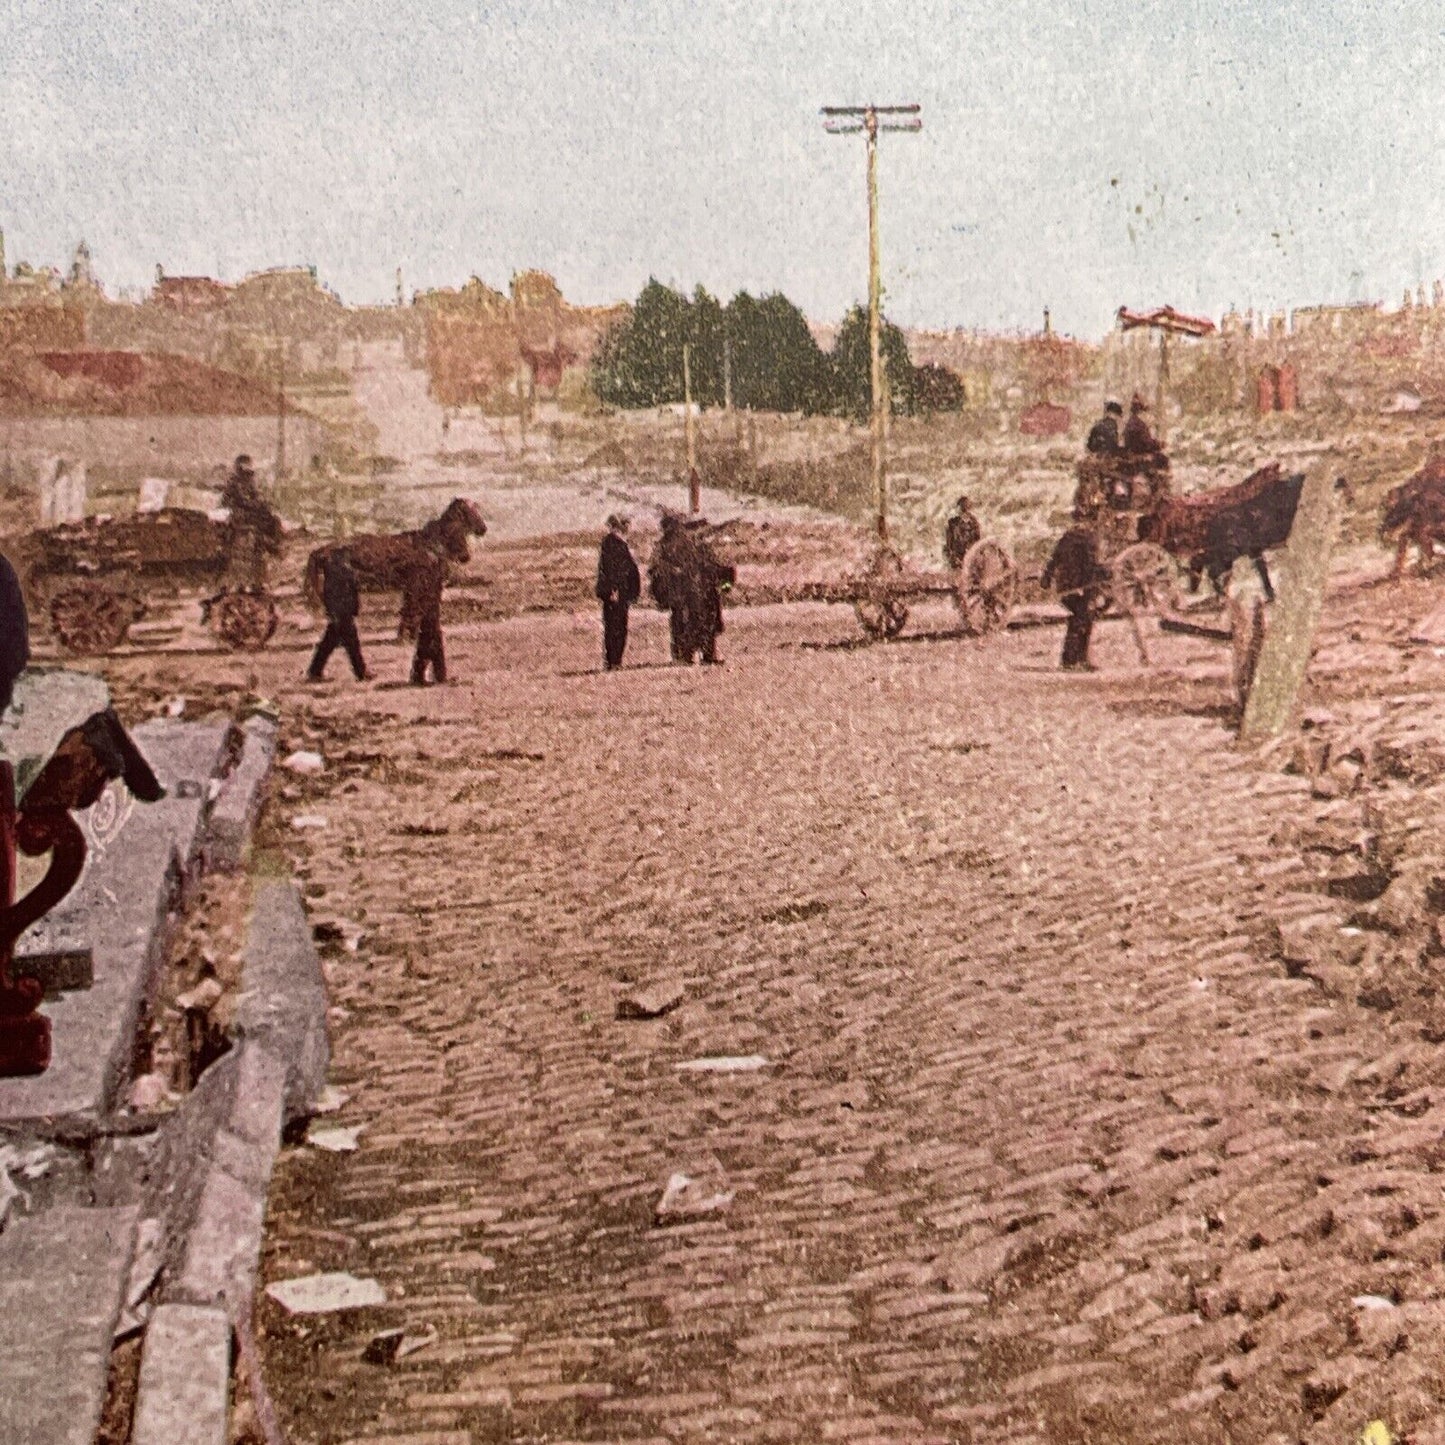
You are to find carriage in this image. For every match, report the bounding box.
[847,456,1306,644]
[14,508,280,654]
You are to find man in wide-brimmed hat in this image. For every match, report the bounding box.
[595,513,641,671]
[1122,393,1164,460]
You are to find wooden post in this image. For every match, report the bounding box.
[1238,467,1344,741]
[723,338,733,413]
[683,343,698,512]
[275,343,286,480]
[865,108,886,542]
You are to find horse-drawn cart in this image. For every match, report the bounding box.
[15,508,279,654]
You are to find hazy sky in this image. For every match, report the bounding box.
[2,0,1443,337]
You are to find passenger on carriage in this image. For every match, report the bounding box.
[1085,400,1123,457]
[1122,395,1166,464]
[943,495,981,570]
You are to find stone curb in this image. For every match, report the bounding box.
[206,714,278,874]
[130,1302,230,1445]
[132,875,330,1437]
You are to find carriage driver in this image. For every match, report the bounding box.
[1086,400,1123,456]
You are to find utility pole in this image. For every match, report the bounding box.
[823,103,921,542]
[722,337,733,413]
[683,343,700,512]
[275,341,286,480]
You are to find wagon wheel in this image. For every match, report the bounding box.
[209,589,278,651]
[49,584,141,654]
[955,539,1018,635]
[1109,542,1181,618]
[853,546,909,639]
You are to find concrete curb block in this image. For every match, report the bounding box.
[130,1303,230,1445]
[206,714,278,873]
[235,879,331,1125]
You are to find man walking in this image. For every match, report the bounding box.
[307,548,368,682]
[595,514,641,670]
[1041,507,1108,672]
[404,549,447,686]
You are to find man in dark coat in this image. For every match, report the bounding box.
[596,514,641,670]
[1122,394,1165,460]
[1041,509,1108,672]
[943,495,981,569]
[1086,400,1123,456]
[0,549,29,715]
[307,548,368,682]
[404,549,447,686]
[220,454,284,586]
[649,513,735,665]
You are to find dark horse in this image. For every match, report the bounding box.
[304,498,488,637]
[1381,460,1445,577]
[1141,463,1305,600]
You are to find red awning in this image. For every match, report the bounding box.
[1116,305,1217,338]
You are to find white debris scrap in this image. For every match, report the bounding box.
[265,1271,387,1314]
[284,750,325,775]
[675,1055,770,1074]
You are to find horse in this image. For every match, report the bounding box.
[304,498,487,637]
[1381,462,1445,577]
[1141,463,1305,600]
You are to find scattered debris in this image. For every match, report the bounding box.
[1359,1421,1395,1445]
[654,1171,734,1224]
[175,975,224,1015]
[164,696,187,718]
[311,1085,350,1115]
[676,1054,769,1074]
[283,749,325,775]
[290,813,329,830]
[1351,1294,1398,1311]
[0,1141,55,1181]
[265,1271,387,1314]
[0,1164,22,1231]
[362,1327,405,1365]
[306,1124,362,1153]
[616,980,685,1020]
[128,1072,171,1111]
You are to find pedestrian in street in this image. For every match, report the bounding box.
[943,494,982,570]
[649,513,734,665]
[1041,508,1108,672]
[307,548,368,683]
[595,514,641,670]
[404,548,447,686]
[0,548,29,715]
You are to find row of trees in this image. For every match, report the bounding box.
[590,280,965,420]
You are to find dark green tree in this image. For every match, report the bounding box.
[590,278,692,407]
[724,290,829,412]
[829,305,917,422]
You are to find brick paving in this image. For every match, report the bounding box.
[113,597,1445,1444]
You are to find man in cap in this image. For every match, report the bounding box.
[220,453,283,587]
[595,513,641,671]
[943,495,982,571]
[1086,400,1124,456]
[1041,505,1109,672]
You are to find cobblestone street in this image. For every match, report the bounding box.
[139,598,1445,1445]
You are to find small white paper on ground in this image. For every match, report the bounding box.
[307,1124,363,1152]
[266,1271,387,1314]
[676,1055,770,1074]
[284,750,325,774]
[291,813,329,830]
[311,1085,351,1115]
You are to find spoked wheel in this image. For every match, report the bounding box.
[49,584,143,654]
[1109,542,1181,619]
[207,589,278,650]
[955,539,1019,635]
[853,546,909,640]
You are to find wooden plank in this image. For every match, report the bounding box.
[1238,466,1344,741]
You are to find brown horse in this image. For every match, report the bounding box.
[1141,463,1305,600]
[1382,461,1445,577]
[304,498,487,636]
